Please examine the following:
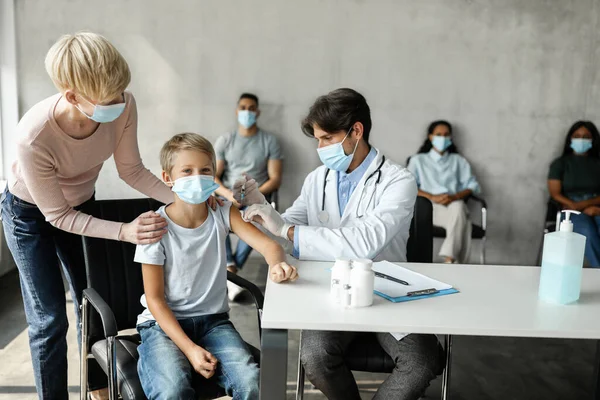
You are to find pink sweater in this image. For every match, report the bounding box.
[8,92,173,240]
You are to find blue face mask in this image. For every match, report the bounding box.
[77,95,126,123]
[171,175,219,205]
[238,110,257,128]
[317,128,359,172]
[571,138,593,154]
[431,136,452,153]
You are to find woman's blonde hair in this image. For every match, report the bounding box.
[160,133,216,174]
[45,32,131,103]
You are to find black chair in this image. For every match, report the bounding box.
[536,199,562,265]
[295,196,453,400]
[78,198,264,400]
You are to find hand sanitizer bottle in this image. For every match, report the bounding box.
[539,210,587,304]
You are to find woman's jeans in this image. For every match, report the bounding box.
[1,189,98,399]
[569,212,600,267]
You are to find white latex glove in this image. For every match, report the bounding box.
[269,262,299,283]
[232,174,266,206]
[243,203,291,239]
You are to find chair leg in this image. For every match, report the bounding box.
[80,299,89,400]
[480,237,486,265]
[296,331,305,400]
[441,335,453,400]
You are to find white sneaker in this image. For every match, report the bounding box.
[227,280,244,301]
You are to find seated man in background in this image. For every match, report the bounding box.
[214,93,283,300]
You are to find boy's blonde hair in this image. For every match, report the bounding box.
[160,133,216,174]
[45,32,131,103]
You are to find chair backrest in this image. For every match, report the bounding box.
[545,198,561,231]
[80,198,163,341]
[406,196,433,263]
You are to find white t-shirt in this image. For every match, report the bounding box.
[134,202,233,326]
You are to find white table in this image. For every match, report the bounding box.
[259,260,600,399]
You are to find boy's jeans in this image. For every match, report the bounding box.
[137,313,259,400]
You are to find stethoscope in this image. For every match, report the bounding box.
[318,156,386,223]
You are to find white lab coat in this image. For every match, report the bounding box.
[282,148,417,262]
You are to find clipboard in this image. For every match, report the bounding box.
[373,261,459,303]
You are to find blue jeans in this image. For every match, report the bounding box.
[225,235,253,269]
[1,189,99,399]
[569,213,600,267]
[137,313,259,400]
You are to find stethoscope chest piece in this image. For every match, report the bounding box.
[318,210,329,223]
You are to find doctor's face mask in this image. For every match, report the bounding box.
[316,127,360,172]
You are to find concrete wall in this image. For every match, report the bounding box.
[12,0,600,265]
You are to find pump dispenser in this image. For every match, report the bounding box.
[538,210,586,304]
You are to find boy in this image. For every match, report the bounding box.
[134,133,297,399]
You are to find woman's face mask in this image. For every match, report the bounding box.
[571,138,593,154]
[431,135,452,153]
[170,175,219,204]
[316,127,359,172]
[76,95,126,123]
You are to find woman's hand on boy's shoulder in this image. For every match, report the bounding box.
[270,262,299,283]
[119,211,168,245]
[186,345,218,379]
[207,195,224,210]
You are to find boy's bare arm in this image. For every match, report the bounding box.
[229,207,298,283]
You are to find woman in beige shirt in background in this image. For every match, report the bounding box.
[0,32,204,399]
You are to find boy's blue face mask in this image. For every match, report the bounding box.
[316,127,359,172]
[171,175,219,204]
[571,138,593,154]
[77,95,126,123]
[431,136,452,153]
[238,110,257,128]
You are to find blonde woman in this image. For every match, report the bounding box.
[0,32,217,399]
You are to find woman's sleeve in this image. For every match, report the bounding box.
[406,156,421,187]
[548,158,564,180]
[457,157,481,194]
[17,141,124,240]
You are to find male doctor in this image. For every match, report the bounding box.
[237,88,443,400]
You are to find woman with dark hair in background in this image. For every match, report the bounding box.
[407,120,481,263]
[548,120,600,267]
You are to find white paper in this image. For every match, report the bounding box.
[373,261,453,298]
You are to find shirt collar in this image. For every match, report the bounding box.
[339,147,377,184]
[428,148,448,162]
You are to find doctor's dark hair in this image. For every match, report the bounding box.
[417,120,460,154]
[301,88,372,144]
[238,93,259,107]
[562,120,600,158]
